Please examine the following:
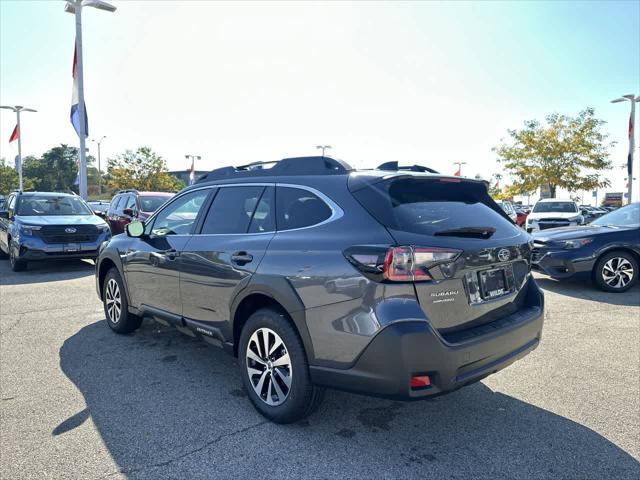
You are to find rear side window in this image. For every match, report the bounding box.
[110,195,122,212]
[276,187,332,230]
[201,186,267,234]
[124,195,136,210]
[351,177,517,238]
[248,187,275,233]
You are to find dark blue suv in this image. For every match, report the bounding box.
[0,191,111,271]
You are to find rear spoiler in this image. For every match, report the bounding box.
[377,161,439,174]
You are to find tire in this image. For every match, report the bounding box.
[103,268,143,333]
[238,307,324,423]
[593,251,638,293]
[9,241,26,272]
[0,242,8,260]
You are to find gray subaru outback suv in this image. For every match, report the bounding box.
[95,156,544,423]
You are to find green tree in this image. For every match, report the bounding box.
[493,108,613,198]
[107,147,184,192]
[0,157,34,195]
[22,144,96,193]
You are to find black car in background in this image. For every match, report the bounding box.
[531,203,640,292]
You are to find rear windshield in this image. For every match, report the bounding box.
[351,177,517,238]
[17,195,92,216]
[139,195,171,213]
[532,201,577,213]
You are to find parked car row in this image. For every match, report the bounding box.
[0,189,175,271]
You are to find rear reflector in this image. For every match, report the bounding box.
[410,375,431,389]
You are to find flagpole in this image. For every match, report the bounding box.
[629,99,636,204]
[16,109,23,191]
[74,5,88,200]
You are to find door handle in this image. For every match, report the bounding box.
[231,251,253,265]
[152,248,179,260]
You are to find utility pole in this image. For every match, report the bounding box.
[611,94,639,204]
[0,105,37,191]
[92,136,106,195]
[185,154,201,185]
[315,145,331,157]
[454,161,467,176]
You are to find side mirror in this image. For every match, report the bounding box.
[123,208,135,216]
[0,210,9,220]
[126,221,145,238]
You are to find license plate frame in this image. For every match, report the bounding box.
[478,268,508,300]
[64,243,80,253]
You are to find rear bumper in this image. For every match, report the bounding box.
[310,280,545,400]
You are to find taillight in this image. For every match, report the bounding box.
[345,246,461,283]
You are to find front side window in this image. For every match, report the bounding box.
[150,189,210,236]
[276,187,332,230]
[201,186,272,234]
[17,195,92,216]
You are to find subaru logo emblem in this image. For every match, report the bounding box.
[497,248,510,262]
[65,227,77,234]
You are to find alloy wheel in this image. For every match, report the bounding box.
[105,278,122,324]
[602,257,634,289]
[246,328,292,406]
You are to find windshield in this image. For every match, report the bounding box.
[532,201,577,213]
[17,195,92,216]
[139,195,171,213]
[592,203,640,228]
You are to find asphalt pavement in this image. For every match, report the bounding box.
[1,259,639,479]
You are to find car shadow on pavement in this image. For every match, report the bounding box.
[534,275,640,307]
[0,259,94,286]
[59,319,640,479]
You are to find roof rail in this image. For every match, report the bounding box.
[116,189,139,194]
[196,156,352,183]
[377,161,440,174]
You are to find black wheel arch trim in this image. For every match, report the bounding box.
[229,274,316,362]
[96,250,133,308]
[593,244,640,267]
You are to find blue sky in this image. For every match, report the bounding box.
[1,0,638,201]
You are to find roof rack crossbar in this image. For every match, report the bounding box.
[196,156,352,183]
[377,161,440,174]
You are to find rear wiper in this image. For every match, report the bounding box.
[434,226,496,238]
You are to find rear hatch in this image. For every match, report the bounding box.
[349,174,533,335]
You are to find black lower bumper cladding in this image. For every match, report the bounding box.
[310,278,544,400]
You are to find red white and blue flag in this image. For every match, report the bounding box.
[70,41,88,137]
[9,124,18,143]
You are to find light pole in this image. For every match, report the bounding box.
[91,135,106,195]
[454,161,467,176]
[315,145,331,157]
[185,154,201,185]
[611,94,639,204]
[64,0,116,199]
[0,105,37,191]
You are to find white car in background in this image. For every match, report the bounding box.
[526,198,584,232]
